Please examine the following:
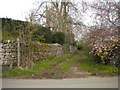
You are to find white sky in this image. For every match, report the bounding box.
[0,0,94,23]
[0,0,36,21]
[0,0,118,23]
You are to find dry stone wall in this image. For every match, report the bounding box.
[0,40,77,68]
[22,42,63,62]
[0,40,17,67]
[0,43,3,65]
[0,40,63,67]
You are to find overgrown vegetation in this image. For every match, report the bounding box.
[86,29,119,66]
[1,0,119,78]
[2,54,71,77]
[2,18,66,45]
[60,55,80,73]
[2,43,119,78]
[62,44,70,54]
[78,43,119,76]
[32,26,53,43]
[53,32,65,45]
[32,27,65,45]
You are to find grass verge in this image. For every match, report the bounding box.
[60,55,80,73]
[79,50,119,76]
[2,54,71,77]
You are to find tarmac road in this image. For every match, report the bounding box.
[2,76,118,88]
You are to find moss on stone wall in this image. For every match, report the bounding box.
[1,41,63,68]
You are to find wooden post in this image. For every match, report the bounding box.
[17,38,20,67]
[70,45,72,53]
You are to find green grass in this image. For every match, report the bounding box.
[32,54,71,75]
[2,54,71,77]
[2,48,119,77]
[60,55,80,73]
[79,50,119,76]
[2,67,32,76]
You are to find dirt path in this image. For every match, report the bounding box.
[37,53,92,79]
[67,63,91,78]
[31,54,77,79]
[3,53,92,79]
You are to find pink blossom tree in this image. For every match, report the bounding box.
[86,0,120,66]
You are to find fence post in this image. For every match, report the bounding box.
[70,45,72,53]
[17,38,20,67]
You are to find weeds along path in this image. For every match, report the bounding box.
[32,53,78,79]
[3,50,118,79]
[59,51,91,78]
[2,54,71,79]
[32,51,92,79]
[66,51,91,78]
[33,50,119,79]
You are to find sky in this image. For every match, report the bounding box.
[0,0,119,21]
[0,0,36,21]
[0,0,97,21]
[0,0,118,24]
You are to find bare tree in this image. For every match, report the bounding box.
[30,1,81,44]
[91,0,120,30]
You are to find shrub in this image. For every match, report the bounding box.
[62,44,70,54]
[87,29,119,66]
[32,26,53,43]
[52,32,65,45]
